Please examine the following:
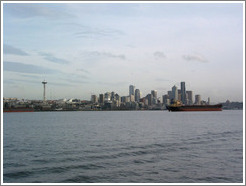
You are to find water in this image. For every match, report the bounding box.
[3,110,243,183]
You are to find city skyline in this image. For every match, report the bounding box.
[2,2,244,102]
[3,81,238,105]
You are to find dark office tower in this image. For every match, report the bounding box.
[121,96,126,103]
[99,94,104,104]
[181,82,186,104]
[115,93,121,102]
[111,91,115,101]
[135,89,140,102]
[146,94,153,106]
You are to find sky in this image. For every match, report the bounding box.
[2,2,244,103]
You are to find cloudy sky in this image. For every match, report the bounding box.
[2,2,244,102]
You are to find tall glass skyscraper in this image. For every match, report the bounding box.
[181,81,186,104]
[129,85,135,96]
[172,85,178,101]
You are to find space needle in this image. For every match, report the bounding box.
[42,80,47,102]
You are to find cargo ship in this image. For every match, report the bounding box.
[3,107,34,112]
[166,101,222,112]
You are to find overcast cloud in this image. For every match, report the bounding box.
[3,44,29,56]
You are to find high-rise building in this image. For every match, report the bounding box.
[168,91,172,100]
[186,91,193,105]
[121,96,130,103]
[172,86,178,101]
[146,94,153,106]
[135,89,140,102]
[151,90,157,104]
[91,95,98,103]
[104,92,111,101]
[115,93,121,107]
[111,91,115,101]
[151,90,157,99]
[121,96,126,103]
[178,89,181,101]
[126,96,130,103]
[195,94,201,105]
[129,85,135,96]
[99,94,104,104]
[181,82,186,104]
[162,94,170,105]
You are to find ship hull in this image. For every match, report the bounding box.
[3,108,34,112]
[166,104,222,112]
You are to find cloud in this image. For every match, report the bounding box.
[82,51,126,60]
[3,61,59,74]
[39,52,70,64]
[4,3,73,19]
[5,78,40,85]
[3,44,28,56]
[153,51,166,59]
[182,54,208,63]
[3,79,16,85]
[19,74,42,79]
[60,77,88,84]
[48,82,75,87]
[74,25,124,39]
[76,68,90,74]
[4,78,75,87]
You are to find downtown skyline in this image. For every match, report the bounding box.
[2,1,244,103]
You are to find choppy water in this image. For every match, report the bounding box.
[3,110,243,183]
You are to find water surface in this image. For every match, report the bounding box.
[3,110,243,183]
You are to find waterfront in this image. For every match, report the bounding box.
[3,110,243,183]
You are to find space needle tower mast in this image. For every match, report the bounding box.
[42,80,47,102]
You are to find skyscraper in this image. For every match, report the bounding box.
[99,94,104,104]
[146,94,153,106]
[111,91,115,101]
[151,90,157,104]
[172,86,178,101]
[167,91,172,100]
[104,92,111,101]
[135,89,140,102]
[181,82,186,104]
[162,94,170,105]
[151,90,157,99]
[129,85,135,96]
[186,91,193,105]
